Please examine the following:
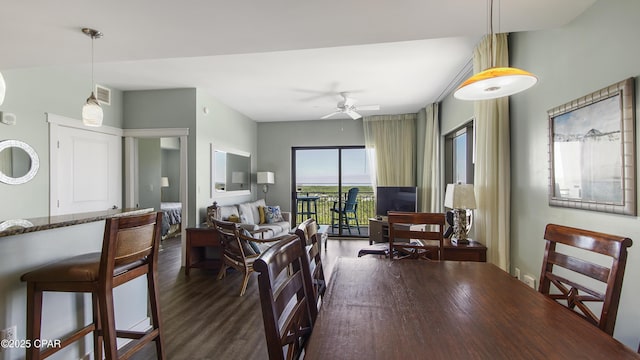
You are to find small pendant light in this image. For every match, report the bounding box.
[454,0,537,101]
[82,28,104,127]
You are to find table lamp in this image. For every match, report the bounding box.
[257,171,275,201]
[444,183,476,245]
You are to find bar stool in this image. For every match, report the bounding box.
[20,212,165,360]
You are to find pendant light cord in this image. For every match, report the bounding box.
[91,35,95,92]
[489,0,494,68]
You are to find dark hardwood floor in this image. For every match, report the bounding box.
[131,235,369,360]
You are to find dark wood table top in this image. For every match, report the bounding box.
[304,258,639,360]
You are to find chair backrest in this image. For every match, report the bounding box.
[213,219,254,267]
[539,223,633,335]
[100,211,162,282]
[294,218,326,305]
[254,235,318,360]
[387,212,445,260]
[344,187,359,211]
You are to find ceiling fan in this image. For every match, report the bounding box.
[320,92,380,120]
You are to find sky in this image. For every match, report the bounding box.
[295,148,372,185]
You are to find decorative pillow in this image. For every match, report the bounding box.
[219,205,239,221]
[265,206,285,224]
[240,229,259,255]
[258,206,267,224]
[248,199,266,225]
[237,202,255,224]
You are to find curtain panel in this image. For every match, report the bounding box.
[363,114,416,187]
[473,33,511,271]
[418,103,441,212]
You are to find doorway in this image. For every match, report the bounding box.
[291,146,372,237]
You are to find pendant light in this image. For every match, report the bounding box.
[454,0,537,101]
[0,71,6,106]
[82,28,104,127]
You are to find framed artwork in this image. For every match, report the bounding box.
[548,78,635,215]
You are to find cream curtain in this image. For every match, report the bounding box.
[473,33,510,270]
[363,114,416,186]
[419,104,441,212]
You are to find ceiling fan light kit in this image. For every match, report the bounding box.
[320,92,380,120]
[454,0,537,101]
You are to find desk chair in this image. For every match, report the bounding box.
[539,223,632,336]
[295,218,326,307]
[21,212,165,360]
[330,187,360,235]
[388,212,445,260]
[254,235,318,360]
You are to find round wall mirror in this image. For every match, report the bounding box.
[0,140,40,185]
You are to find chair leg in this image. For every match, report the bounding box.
[345,213,352,235]
[217,264,228,280]
[25,282,43,360]
[147,270,165,359]
[92,293,103,360]
[239,272,251,296]
[355,214,360,235]
[98,287,118,359]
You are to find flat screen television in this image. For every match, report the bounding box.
[375,186,417,216]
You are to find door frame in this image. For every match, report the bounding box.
[123,128,189,263]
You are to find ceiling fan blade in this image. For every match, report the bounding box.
[346,110,362,120]
[356,105,380,111]
[321,111,341,119]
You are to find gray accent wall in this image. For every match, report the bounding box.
[257,119,365,213]
[509,0,640,347]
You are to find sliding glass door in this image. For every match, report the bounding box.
[292,146,373,237]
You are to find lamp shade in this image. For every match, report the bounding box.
[161,177,169,187]
[0,72,6,106]
[454,67,538,101]
[257,171,275,184]
[444,183,477,209]
[82,92,103,127]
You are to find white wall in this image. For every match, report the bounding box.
[509,0,640,348]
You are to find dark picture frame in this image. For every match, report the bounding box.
[548,78,635,215]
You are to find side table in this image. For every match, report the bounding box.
[185,226,221,276]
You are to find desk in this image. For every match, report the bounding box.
[185,226,220,276]
[296,195,320,223]
[305,258,639,359]
[368,218,486,261]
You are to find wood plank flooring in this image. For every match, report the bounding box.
[131,236,369,360]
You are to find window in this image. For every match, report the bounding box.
[445,121,474,185]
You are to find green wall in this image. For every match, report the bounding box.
[509,0,640,347]
[0,67,123,220]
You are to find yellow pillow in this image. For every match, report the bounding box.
[258,206,267,224]
[227,214,240,223]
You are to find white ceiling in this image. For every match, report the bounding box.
[1,0,596,122]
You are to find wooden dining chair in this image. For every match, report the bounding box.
[21,212,165,360]
[212,219,289,296]
[539,223,633,336]
[254,235,318,360]
[294,218,326,306]
[387,212,445,260]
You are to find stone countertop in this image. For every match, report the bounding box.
[0,208,155,238]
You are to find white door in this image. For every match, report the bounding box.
[49,115,122,216]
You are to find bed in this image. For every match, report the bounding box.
[161,202,182,238]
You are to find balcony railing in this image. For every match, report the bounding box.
[294,191,375,228]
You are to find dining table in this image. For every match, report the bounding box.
[304,258,639,359]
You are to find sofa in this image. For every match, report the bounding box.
[206,199,291,244]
